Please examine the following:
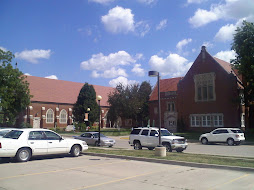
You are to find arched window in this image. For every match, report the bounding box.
[60,109,67,124]
[46,109,54,123]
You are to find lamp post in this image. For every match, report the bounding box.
[148,71,162,146]
[97,95,102,146]
[86,108,90,130]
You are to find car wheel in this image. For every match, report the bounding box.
[227,138,235,146]
[16,148,31,162]
[201,137,208,145]
[133,141,142,150]
[71,145,81,157]
[176,149,183,153]
[162,143,172,152]
[148,147,155,150]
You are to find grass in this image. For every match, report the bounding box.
[86,148,254,168]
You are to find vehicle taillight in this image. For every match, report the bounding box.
[0,143,1,148]
[236,134,240,138]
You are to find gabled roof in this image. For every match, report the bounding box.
[25,75,114,106]
[149,77,183,101]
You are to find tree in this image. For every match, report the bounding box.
[231,21,254,128]
[0,49,31,126]
[108,81,152,127]
[72,83,99,127]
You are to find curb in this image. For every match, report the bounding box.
[85,152,254,173]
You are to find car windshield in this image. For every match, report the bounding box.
[161,129,173,136]
[0,130,10,137]
[3,130,23,139]
[93,133,106,138]
[231,129,243,133]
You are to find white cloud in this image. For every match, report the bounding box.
[186,0,206,4]
[189,0,254,27]
[135,21,150,37]
[137,0,157,5]
[176,38,192,51]
[202,41,213,48]
[81,51,135,71]
[45,75,58,80]
[214,50,236,63]
[149,53,192,77]
[88,0,115,4]
[101,6,135,34]
[109,76,138,87]
[131,64,145,77]
[156,19,167,31]
[24,73,31,76]
[0,46,7,52]
[92,67,128,78]
[214,23,237,42]
[15,49,51,64]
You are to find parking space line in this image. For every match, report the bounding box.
[0,160,129,181]
[72,166,180,190]
[207,173,250,190]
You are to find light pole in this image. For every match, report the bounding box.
[148,71,162,146]
[97,95,102,146]
[86,108,90,130]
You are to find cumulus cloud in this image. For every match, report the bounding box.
[15,49,51,64]
[131,64,145,77]
[176,38,192,51]
[109,76,138,87]
[156,19,167,30]
[214,24,237,42]
[24,73,31,76]
[149,53,192,77]
[214,50,236,63]
[101,6,135,34]
[81,51,137,79]
[186,0,206,4]
[189,0,254,27]
[137,0,157,5]
[0,46,7,52]
[45,75,58,80]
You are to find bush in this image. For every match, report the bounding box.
[20,122,32,128]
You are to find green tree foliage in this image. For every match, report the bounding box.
[108,81,152,127]
[0,49,31,125]
[232,21,254,104]
[72,83,99,126]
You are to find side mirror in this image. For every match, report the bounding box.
[155,134,159,137]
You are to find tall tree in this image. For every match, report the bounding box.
[0,49,31,126]
[231,21,254,128]
[72,83,99,126]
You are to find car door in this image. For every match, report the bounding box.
[140,129,149,146]
[27,131,48,155]
[147,130,159,147]
[81,133,95,145]
[216,129,229,142]
[44,131,68,154]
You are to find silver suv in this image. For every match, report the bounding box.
[129,127,188,152]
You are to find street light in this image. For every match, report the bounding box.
[97,95,102,146]
[148,71,162,146]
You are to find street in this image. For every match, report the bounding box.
[111,136,254,158]
[0,154,253,190]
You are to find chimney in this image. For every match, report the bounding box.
[201,46,206,62]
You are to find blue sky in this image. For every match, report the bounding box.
[1,0,254,87]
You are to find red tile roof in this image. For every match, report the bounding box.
[149,77,183,101]
[25,75,114,107]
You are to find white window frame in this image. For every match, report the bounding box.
[46,109,54,123]
[59,109,67,124]
[190,113,223,127]
[194,72,216,102]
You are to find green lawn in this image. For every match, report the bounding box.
[86,148,254,168]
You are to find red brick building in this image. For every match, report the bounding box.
[149,46,245,132]
[23,76,114,129]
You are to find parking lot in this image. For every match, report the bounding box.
[0,154,253,190]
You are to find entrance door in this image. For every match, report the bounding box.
[33,117,40,128]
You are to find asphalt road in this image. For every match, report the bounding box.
[0,154,253,190]
[110,136,254,158]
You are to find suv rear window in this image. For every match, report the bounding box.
[231,129,243,133]
[130,129,141,135]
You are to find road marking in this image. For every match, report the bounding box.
[0,160,129,181]
[207,173,250,190]
[72,166,180,190]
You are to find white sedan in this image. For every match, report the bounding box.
[0,128,88,162]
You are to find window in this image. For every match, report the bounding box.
[190,114,223,127]
[194,72,216,102]
[131,129,141,135]
[44,131,61,140]
[167,102,175,112]
[46,109,54,123]
[154,107,158,114]
[150,130,158,136]
[141,129,149,136]
[60,109,67,124]
[29,131,45,140]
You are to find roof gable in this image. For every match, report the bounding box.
[25,75,114,106]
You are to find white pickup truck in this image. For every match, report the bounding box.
[129,127,188,152]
